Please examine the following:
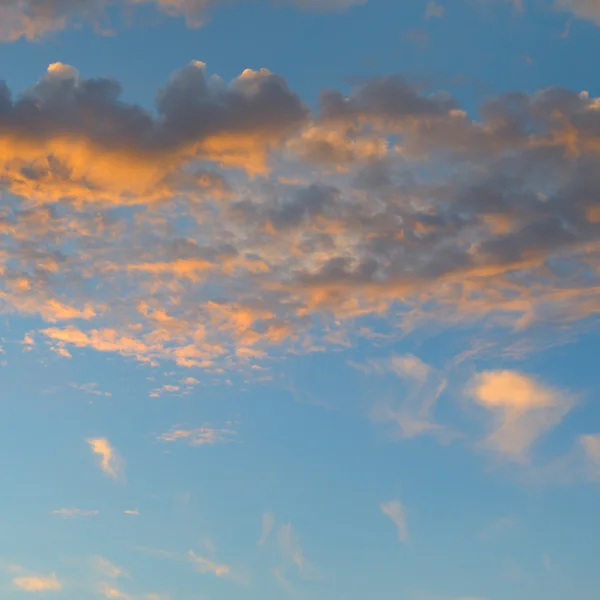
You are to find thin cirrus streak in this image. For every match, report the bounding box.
[50,508,100,518]
[157,425,236,446]
[2,62,600,375]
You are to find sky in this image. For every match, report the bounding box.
[1,0,600,599]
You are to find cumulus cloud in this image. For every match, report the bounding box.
[12,572,61,592]
[468,370,576,461]
[380,499,409,542]
[0,0,364,41]
[0,63,600,375]
[87,437,125,480]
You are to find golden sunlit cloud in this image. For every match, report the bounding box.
[0,62,599,380]
[87,437,125,480]
[468,371,576,461]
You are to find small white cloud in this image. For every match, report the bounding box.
[380,499,409,543]
[87,438,125,480]
[124,508,140,516]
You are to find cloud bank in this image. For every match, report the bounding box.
[2,63,600,374]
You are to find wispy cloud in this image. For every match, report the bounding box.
[92,557,130,579]
[187,551,231,578]
[425,1,445,19]
[276,522,318,580]
[157,425,236,446]
[355,354,451,441]
[97,582,132,599]
[580,433,600,480]
[87,438,125,480]
[0,0,364,42]
[69,382,112,397]
[258,512,275,545]
[380,500,409,543]
[50,508,99,518]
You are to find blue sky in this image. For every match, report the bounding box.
[1,1,600,599]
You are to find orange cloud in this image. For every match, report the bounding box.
[469,371,576,461]
[87,437,125,480]
[12,573,61,592]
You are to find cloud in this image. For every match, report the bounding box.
[12,573,61,592]
[0,0,365,41]
[275,522,319,582]
[98,582,132,599]
[258,512,275,545]
[556,0,600,24]
[50,508,99,518]
[157,425,236,446]
[580,433,600,479]
[187,551,231,577]
[356,354,450,440]
[468,371,576,461]
[87,438,125,480]
[69,382,112,397]
[380,499,409,542]
[425,1,445,19]
[92,557,130,579]
[124,508,141,516]
[0,64,599,376]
